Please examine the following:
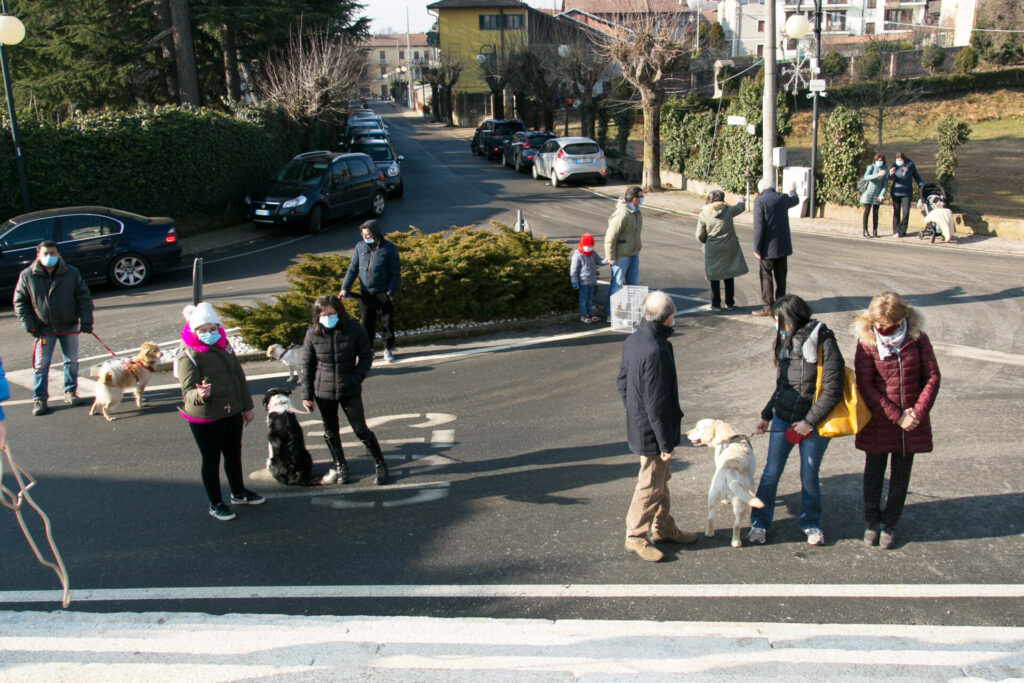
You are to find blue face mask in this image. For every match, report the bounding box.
[895,159,904,167]
[197,330,221,346]
[40,255,59,268]
[638,197,644,206]
[364,236,375,244]
[874,160,883,167]
[319,314,338,329]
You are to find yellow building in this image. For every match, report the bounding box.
[426,0,576,125]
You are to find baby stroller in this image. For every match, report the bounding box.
[918,183,947,243]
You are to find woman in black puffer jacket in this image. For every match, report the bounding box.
[301,295,389,485]
[749,295,844,547]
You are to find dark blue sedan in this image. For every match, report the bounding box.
[0,206,182,296]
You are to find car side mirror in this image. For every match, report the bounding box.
[397,155,405,162]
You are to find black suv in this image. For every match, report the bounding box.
[472,119,528,159]
[246,151,387,234]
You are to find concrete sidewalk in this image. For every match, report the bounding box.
[2,610,1022,681]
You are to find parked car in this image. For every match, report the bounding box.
[349,109,376,119]
[531,137,607,187]
[0,206,181,294]
[345,120,386,138]
[343,129,390,149]
[472,119,527,159]
[246,151,387,234]
[347,140,405,198]
[502,130,557,173]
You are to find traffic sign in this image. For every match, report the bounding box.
[809,79,827,93]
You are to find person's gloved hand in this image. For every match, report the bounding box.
[79,323,93,334]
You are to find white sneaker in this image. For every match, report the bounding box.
[805,528,825,546]
[383,349,395,363]
[748,527,766,544]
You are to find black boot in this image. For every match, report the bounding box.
[322,434,350,484]
[362,433,390,485]
[872,228,878,238]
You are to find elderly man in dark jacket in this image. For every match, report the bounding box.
[616,291,697,562]
[13,240,94,416]
[751,179,800,316]
[340,219,401,363]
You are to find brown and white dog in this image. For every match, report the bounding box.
[89,342,162,421]
[687,418,765,548]
[266,344,302,382]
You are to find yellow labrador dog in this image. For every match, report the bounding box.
[89,342,162,421]
[687,418,765,548]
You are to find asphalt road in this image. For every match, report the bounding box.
[1,104,1022,629]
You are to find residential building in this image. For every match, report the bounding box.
[359,33,439,100]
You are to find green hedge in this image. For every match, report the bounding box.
[0,105,303,222]
[218,225,577,348]
[824,67,1024,103]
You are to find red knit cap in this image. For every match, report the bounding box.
[578,233,595,253]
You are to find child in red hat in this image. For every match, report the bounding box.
[570,233,608,323]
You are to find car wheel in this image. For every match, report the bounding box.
[472,141,481,156]
[307,205,323,234]
[550,169,560,188]
[108,252,151,289]
[532,163,540,180]
[369,190,386,217]
[515,156,523,173]
[392,180,404,199]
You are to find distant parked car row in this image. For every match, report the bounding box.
[245,104,404,234]
[471,119,607,187]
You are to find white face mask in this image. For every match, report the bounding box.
[582,246,592,253]
[874,160,883,167]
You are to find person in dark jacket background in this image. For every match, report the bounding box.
[302,295,389,485]
[751,179,799,316]
[888,152,923,238]
[749,295,844,546]
[854,291,940,549]
[616,291,696,562]
[340,220,401,364]
[13,240,94,416]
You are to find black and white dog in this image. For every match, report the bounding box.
[263,388,319,486]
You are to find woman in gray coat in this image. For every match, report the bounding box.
[695,190,748,312]
[860,153,888,238]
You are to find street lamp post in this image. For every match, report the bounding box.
[762,0,777,185]
[0,4,30,212]
[558,44,572,136]
[785,6,822,217]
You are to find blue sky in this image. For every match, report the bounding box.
[365,0,562,34]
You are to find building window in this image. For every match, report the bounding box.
[414,51,420,60]
[757,20,765,33]
[884,8,912,31]
[379,50,385,61]
[399,50,405,60]
[380,66,386,77]
[865,22,875,35]
[479,13,523,30]
[824,10,846,31]
[866,0,876,8]
[756,44,764,57]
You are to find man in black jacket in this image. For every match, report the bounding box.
[13,241,94,416]
[340,220,401,363]
[752,179,800,316]
[616,291,697,562]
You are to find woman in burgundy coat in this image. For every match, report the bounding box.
[854,292,940,549]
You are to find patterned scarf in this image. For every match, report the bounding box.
[873,318,908,360]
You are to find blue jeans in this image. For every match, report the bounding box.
[607,255,639,308]
[751,414,831,532]
[577,284,595,317]
[33,328,80,401]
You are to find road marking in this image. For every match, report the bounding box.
[431,429,454,447]
[933,342,1024,367]
[1,583,1022,604]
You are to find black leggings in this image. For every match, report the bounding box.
[315,394,373,442]
[863,451,915,531]
[189,413,245,505]
[862,203,879,233]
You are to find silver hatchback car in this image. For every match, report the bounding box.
[531,136,607,187]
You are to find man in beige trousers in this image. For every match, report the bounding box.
[616,292,698,562]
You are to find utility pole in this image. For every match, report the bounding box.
[762,0,777,185]
[407,8,414,110]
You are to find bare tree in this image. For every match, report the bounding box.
[556,33,612,139]
[258,28,367,149]
[507,47,561,131]
[596,2,689,189]
[438,52,463,126]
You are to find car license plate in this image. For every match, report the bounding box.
[255,209,270,216]
[575,159,592,164]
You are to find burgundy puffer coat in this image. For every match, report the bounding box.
[853,309,940,454]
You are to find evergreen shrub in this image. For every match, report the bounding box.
[935,114,971,203]
[817,106,867,208]
[953,46,978,73]
[218,225,576,348]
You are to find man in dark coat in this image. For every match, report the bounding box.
[616,291,697,562]
[13,241,94,416]
[340,219,401,363]
[751,179,800,316]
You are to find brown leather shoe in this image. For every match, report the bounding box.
[652,527,698,545]
[751,307,771,317]
[624,537,665,562]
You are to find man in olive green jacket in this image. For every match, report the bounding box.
[604,186,644,310]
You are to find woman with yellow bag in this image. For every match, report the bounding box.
[854,292,940,549]
[749,295,844,546]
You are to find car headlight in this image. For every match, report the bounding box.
[386,166,398,177]
[281,195,308,209]
[244,194,251,205]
